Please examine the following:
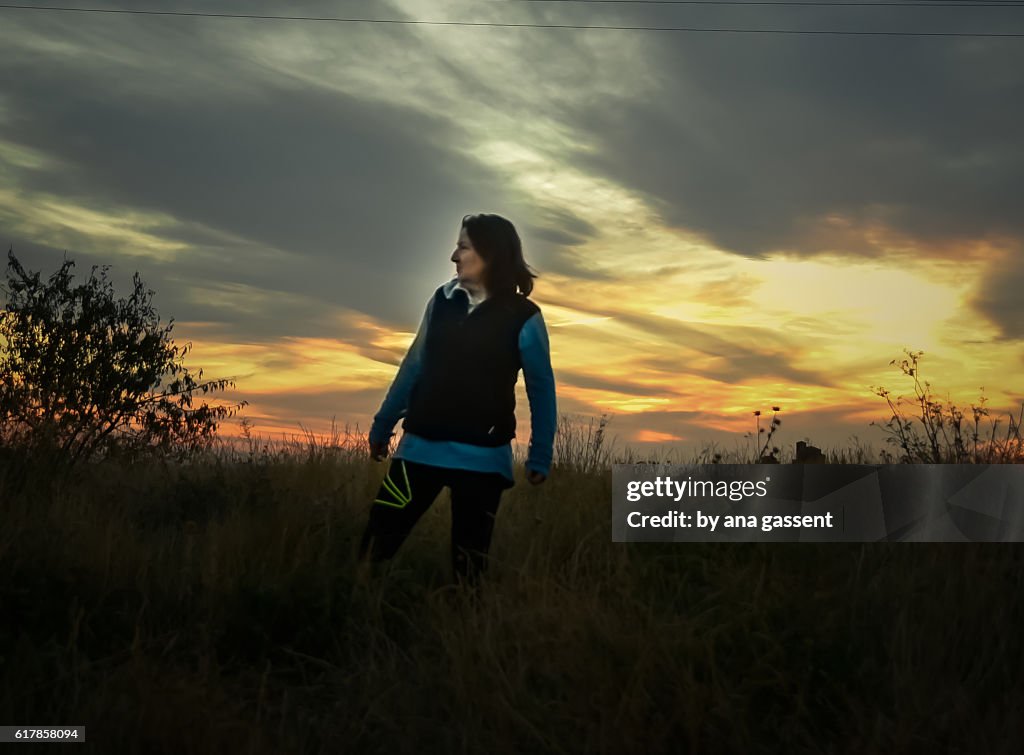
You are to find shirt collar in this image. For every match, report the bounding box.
[448,278,488,307]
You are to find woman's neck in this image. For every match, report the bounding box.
[460,280,487,302]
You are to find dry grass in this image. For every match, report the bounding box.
[2,413,1023,754]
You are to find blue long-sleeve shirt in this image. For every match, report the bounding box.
[368,278,557,484]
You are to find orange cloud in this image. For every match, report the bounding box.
[635,429,686,443]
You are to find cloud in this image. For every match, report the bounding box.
[2,0,1022,454]
[0,6,545,332]
[229,385,385,427]
[0,1,668,333]
[552,4,1024,261]
[554,297,835,387]
[967,245,1024,340]
[3,83,501,311]
[556,368,674,399]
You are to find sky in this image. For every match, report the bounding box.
[1,0,1023,462]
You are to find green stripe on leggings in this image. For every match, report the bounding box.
[374,459,413,508]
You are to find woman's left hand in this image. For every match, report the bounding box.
[526,469,547,485]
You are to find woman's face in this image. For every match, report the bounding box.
[451,226,486,289]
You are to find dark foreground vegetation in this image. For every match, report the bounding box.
[2,418,1022,755]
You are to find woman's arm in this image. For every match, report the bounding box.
[519,311,557,478]
[368,297,433,448]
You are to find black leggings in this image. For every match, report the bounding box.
[358,458,510,585]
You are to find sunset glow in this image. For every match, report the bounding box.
[2,4,1022,460]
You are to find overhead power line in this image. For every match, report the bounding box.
[508,0,1024,5]
[1,3,1023,37]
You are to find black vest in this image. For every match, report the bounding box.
[402,286,540,447]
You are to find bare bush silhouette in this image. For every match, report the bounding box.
[872,349,1023,463]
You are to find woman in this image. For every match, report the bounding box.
[358,213,557,589]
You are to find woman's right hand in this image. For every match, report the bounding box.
[369,440,390,461]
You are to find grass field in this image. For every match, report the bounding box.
[2,416,1022,754]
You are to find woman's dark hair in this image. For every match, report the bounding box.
[461,213,538,297]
